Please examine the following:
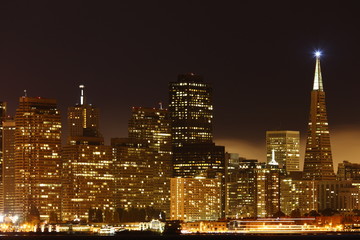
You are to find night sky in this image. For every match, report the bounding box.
[1,1,360,168]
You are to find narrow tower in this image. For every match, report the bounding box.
[303,51,335,180]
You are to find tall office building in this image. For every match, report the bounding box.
[112,138,155,211]
[256,154,281,218]
[2,119,15,215]
[62,86,114,222]
[0,102,7,212]
[303,52,335,180]
[173,143,225,178]
[266,130,300,172]
[169,73,213,147]
[14,97,62,221]
[225,154,258,218]
[128,107,172,214]
[169,73,224,178]
[67,85,101,139]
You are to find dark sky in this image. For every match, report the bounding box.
[1,1,360,166]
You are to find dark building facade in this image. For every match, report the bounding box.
[169,73,213,147]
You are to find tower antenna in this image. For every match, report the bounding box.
[79,85,85,105]
[24,89,27,97]
[159,102,163,110]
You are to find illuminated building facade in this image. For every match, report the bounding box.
[67,85,101,139]
[303,53,335,180]
[169,73,213,147]
[61,142,114,221]
[317,180,359,212]
[266,130,300,172]
[170,177,221,221]
[62,86,115,222]
[169,74,225,216]
[225,154,258,218]
[14,97,62,221]
[280,178,318,215]
[2,119,16,215]
[0,102,7,211]
[128,107,172,214]
[337,160,360,181]
[256,155,280,218]
[112,138,155,210]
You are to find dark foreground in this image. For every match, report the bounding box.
[0,233,360,240]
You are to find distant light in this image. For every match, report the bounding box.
[315,51,321,58]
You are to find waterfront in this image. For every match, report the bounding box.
[0,233,360,240]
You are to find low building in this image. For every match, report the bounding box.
[170,176,221,221]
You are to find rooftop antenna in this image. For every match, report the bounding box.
[24,89,27,97]
[79,85,85,105]
[159,102,163,110]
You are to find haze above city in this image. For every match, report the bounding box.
[1,1,359,168]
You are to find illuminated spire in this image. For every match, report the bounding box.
[313,51,323,91]
[79,85,85,105]
[268,149,279,166]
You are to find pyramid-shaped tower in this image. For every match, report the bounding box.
[303,52,335,180]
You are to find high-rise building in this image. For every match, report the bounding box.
[128,106,171,153]
[173,143,225,178]
[266,130,300,172]
[0,102,7,212]
[67,85,101,139]
[2,119,15,215]
[170,176,222,221]
[14,97,62,221]
[256,152,280,217]
[128,107,172,214]
[112,138,155,210]
[169,73,224,178]
[169,73,213,147]
[303,52,335,180]
[225,154,258,218]
[62,86,115,222]
[62,142,114,222]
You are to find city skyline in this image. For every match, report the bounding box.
[1,1,360,167]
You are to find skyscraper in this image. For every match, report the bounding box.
[225,154,258,218]
[0,102,7,212]
[67,85,101,140]
[112,138,155,210]
[128,107,172,214]
[169,73,213,147]
[2,119,15,215]
[266,130,300,172]
[256,153,280,217]
[62,86,114,222]
[14,97,62,221]
[303,52,335,180]
[169,73,224,178]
